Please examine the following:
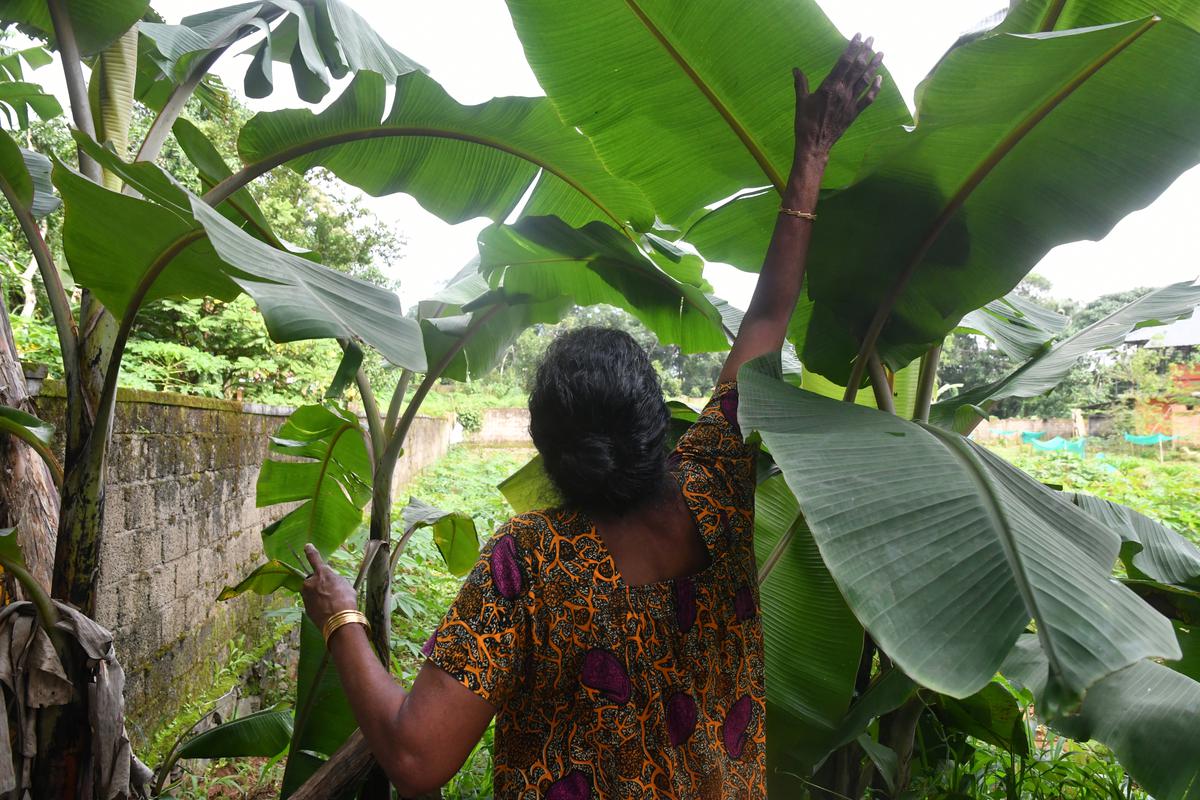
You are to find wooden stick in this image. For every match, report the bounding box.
[289,730,374,800]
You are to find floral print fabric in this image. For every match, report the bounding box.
[424,382,763,798]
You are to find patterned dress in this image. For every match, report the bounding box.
[424,382,764,798]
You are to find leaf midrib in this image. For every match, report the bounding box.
[920,423,1069,696]
[846,17,1159,398]
[621,0,787,191]
[210,126,630,233]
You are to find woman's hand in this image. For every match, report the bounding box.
[792,34,884,162]
[300,543,358,632]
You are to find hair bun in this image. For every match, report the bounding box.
[554,434,619,505]
[528,328,671,514]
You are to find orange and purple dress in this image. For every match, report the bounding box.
[424,382,765,798]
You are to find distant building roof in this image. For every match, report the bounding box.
[1126,312,1200,348]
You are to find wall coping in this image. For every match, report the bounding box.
[38,379,452,422]
[39,379,295,416]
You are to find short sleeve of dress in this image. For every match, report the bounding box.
[671,381,755,506]
[422,518,537,709]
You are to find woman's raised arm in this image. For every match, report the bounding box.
[718,35,884,384]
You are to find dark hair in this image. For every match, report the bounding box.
[528,327,671,514]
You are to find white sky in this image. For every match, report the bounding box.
[23,0,1200,309]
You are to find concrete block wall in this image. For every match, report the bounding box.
[466,407,532,446]
[35,383,452,737]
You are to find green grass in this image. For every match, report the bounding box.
[984,443,1200,542]
[388,444,533,799]
[406,382,527,422]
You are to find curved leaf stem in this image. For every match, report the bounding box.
[866,352,895,414]
[90,229,206,462]
[46,0,101,183]
[913,344,942,423]
[0,555,60,639]
[1038,0,1068,32]
[203,128,630,233]
[353,365,385,463]
[135,47,229,165]
[757,513,805,585]
[841,16,1158,403]
[0,178,80,401]
[383,370,412,440]
[0,416,63,487]
[621,0,786,191]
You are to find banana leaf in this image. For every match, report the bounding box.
[754,474,862,788]
[1002,633,1200,800]
[177,706,294,759]
[932,280,1200,431]
[738,358,1178,712]
[236,70,653,230]
[0,0,149,56]
[257,404,372,563]
[400,498,480,577]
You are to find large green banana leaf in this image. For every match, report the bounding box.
[416,259,572,382]
[257,403,372,563]
[691,18,1200,383]
[0,80,63,129]
[0,133,60,218]
[235,70,653,230]
[0,44,52,79]
[1000,0,1200,35]
[53,161,239,320]
[191,199,427,370]
[504,0,911,226]
[931,280,1200,430]
[1003,633,1200,800]
[137,0,421,103]
[1,0,149,56]
[958,291,1068,362]
[171,116,285,248]
[753,474,862,789]
[476,216,728,353]
[177,706,294,759]
[55,141,427,369]
[738,359,1178,710]
[1068,493,1200,589]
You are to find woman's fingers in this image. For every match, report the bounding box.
[828,33,863,82]
[857,75,884,111]
[793,66,809,98]
[304,542,326,574]
[854,51,884,96]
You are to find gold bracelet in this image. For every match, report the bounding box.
[779,206,817,221]
[322,609,371,645]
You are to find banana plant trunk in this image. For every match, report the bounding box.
[0,289,59,594]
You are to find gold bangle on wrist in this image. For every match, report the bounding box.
[322,609,371,645]
[779,206,817,221]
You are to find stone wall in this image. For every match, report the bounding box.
[35,383,451,738]
[467,407,532,445]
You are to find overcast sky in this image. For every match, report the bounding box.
[23,1,1200,310]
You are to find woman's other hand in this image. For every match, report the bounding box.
[300,543,358,632]
[793,34,884,161]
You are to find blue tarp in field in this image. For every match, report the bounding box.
[1031,436,1086,456]
[1124,433,1176,446]
[1020,431,1046,444]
